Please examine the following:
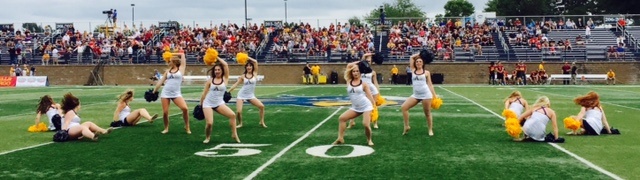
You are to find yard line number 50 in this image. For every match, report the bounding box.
[194,144,374,158]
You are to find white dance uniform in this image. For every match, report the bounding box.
[119,104,131,123]
[410,70,433,100]
[161,69,183,98]
[203,79,227,108]
[361,72,379,95]
[237,74,257,100]
[64,111,82,130]
[45,106,59,130]
[522,108,550,141]
[347,80,373,113]
[508,98,525,118]
[583,108,604,135]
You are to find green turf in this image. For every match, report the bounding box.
[0,85,637,179]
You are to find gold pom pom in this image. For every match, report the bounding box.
[375,95,386,106]
[502,109,517,119]
[203,48,219,66]
[43,54,50,60]
[37,122,48,132]
[162,51,173,63]
[371,106,379,123]
[431,97,443,109]
[563,117,581,131]
[236,53,249,65]
[505,118,522,138]
[28,125,37,132]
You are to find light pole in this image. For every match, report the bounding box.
[284,0,288,24]
[244,0,248,28]
[131,4,135,28]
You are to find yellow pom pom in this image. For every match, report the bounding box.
[502,109,517,119]
[375,95,386,106]
[505,118,522,138]
[236,53,249,65]
[204,48,219,66]
[431,97,443,109]
[162,51,173,63]
[371,106,379,123]
[28,125,38,132]
[563,117,582,131]
[37,122,48,132]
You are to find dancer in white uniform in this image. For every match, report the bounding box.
[112,89,158,126]
[333,62,375,146]
[517,96,560,142]
[568,91,613,135]
[153,53,190,134]
[61,93,113,141]
[504,90,529,118]
[34,95,63,131]
[401,53,438,136]
[348,53,381,129]
[200,58,240,144]
[228,57,266,128]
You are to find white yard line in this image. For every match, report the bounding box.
[244,107,344,180]
[523,88,640,111]
[439,87,623,180]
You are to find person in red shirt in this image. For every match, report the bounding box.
[496,61,505,85]
[489,61,497,85]
[561,62,571,85]
[529,70,539,85]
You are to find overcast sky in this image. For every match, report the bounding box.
[1,0,489,32]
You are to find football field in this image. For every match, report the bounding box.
[0,85,638,179]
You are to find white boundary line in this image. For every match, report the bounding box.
[439,87,623,180]
[523,88,640,111]
[244,106,344,180]
[0,113,174,156]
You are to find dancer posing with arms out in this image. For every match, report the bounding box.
[401,52,438,136]
[153,53,190,134]
[228,57,266,128]
[200,57,240,144]
[334,62,375,146]
[61,93,113,141]
[112,89,158,127]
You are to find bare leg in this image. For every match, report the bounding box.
[172,97,190,134]
[249,98,266,128]
[202,107,214,143]
[372,94,379,129]
[216,105,240,143]
[334,110,360,145]
[236,99,244,128]
[362,111,374,146]
[401,97,420,135]
[126,108,156,125]
[161,98,171,134]
[422,99,434,136]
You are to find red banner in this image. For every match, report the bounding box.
[0,76,17,87]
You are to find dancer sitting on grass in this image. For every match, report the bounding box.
[112,89,158,127]
[61,93,113,141]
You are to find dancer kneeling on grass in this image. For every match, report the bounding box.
[516,96,563,142]
[228,57,266,128]
[34,95,63,131]
[334,62,375,146]
[153,52,190,134]
[111,89,158,127]
[200,57,240,144]
[565,91,618,135]
[61,93,113,141]
[401,52,438,136]
[503,90,529,120]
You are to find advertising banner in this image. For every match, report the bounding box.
[15,76,48,87]
[0,76,17,87]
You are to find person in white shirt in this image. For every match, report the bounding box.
[333,61,375,146]
[112,89,158,127]
[567,91,614,135]
[51,47,59,65]
[228,57,266,128]
[401,52,438,136]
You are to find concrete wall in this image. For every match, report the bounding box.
[1,62,638,85]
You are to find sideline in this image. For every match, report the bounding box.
[244,107,344,180]
[439,87,623,180]
[523,88,640,111]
